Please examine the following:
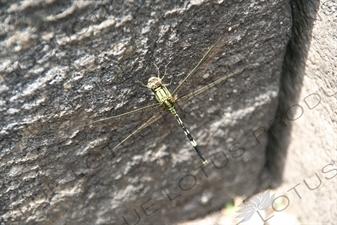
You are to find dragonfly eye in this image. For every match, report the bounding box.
[147,77,156,83]
[147,77,161,89]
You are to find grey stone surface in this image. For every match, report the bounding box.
[0,0,294,224]
[192,0,337,224]
[264,0,337,224]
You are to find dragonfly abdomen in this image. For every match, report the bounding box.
[150,82,209,163]
[173,113,207,165]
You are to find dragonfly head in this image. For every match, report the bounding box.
[147,77,162,90]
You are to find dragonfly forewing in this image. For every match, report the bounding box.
[111,111,163,151]
[172,37,225,97]
[178,67,245,103]
[93,103,161,123]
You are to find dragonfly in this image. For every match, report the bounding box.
[94,37,237,165]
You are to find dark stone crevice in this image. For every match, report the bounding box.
[258,0,321,192]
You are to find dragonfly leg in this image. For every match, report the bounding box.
[161,61,171,80]
[162,77,173,86]
[153,62,160,77]
[136,79,147,87]
[158,61,173,81]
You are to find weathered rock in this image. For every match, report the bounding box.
[262,0,337,224]
[5,0,334,224]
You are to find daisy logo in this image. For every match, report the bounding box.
[236,191,275,224]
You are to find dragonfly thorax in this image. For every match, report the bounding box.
[147,77,162,90]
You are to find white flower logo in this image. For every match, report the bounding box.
[235,191,275,224]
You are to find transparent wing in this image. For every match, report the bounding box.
[178,67,245,103]
[110,111,163,151]
[93,103,161,123]
[93,102,162,151]
[172,37,225,96]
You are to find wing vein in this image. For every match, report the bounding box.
[93,103,161,123]
[172,37,224,96]
[111,111,162,151]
